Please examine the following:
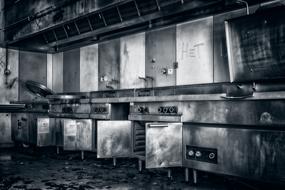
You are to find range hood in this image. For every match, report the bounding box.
[5,0,269,53]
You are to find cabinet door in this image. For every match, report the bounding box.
[97,120,132,158]
[63,119,77,150]
[146,122,182,168]
[145,26,176,87]
[176,16,214,85]
[11,113,29,144]
[37,117,55,147]
[77,119,95,151]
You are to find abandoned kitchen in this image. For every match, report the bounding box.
[1,0,285,189]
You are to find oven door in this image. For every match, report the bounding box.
[146,122,183,168]
[97,120,132,158]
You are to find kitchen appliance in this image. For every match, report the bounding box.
[48,93,94,159]
[90,90,131,165]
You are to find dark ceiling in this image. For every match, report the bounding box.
[3,0,277,53]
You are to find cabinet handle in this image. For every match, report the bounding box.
[220,94,253,100]
[148,124,168,128]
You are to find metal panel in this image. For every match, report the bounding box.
[225,8,285,82]
[183,124,285,183]
[11,113,29,144]
[47,54,53,89]
[176,16,214,85]
[98,39,120,90]
[52,52,63,93]
[213,10,246,82]
[80,44,99,92]
[63,119,95,151]
[63,48,80,92]
[97,120,132,158]
[36,117,56,147]
[145,26,176,87]
[63,119,77,150]
[55,118,64,147]
[0,49,18,145]
[145,122,182,168]
[76,119,95,151]
[120,32,145,89]
[19,51,47,101]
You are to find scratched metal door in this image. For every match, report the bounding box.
[145,26,176,87]
[145,122,182,168]
[176,16,214,85]
[97,120,132,158]
[120,32,145,89]
[98,39,120,90]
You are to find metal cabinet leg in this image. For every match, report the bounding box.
[81,151,84,160]
[113,158,117,167]
[193,169,198,184]
[185,168,189,182]
[138,159,143,172]
[167,169,172,179]
[56,147,60,155]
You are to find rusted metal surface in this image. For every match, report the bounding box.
[176,16,214,85]
[80,44,99,92]
[0,49,19,146]
[183,124,285,182]
[145,26,176,87]
[225,8,285,82]
[129,99,285,125]
[63,119,96,151]
[98,39,120,90]
[19,51,47,101]
[11,113,30,144]
[63,48,80,92]
[145,122,182,168]
[97,120,132,158]
[120,32,145,89]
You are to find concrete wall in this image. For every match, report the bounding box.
[0,48,19,147]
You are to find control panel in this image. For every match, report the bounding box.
[131,102,180,116]
[92,106,108,114]
[91,104,110,114]
[158,106,178,114]
[186,145,217,164]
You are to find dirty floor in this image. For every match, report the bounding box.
[0,148,284,190]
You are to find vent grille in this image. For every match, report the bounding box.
[136,0,158,15]
[102,7,121,25]
[54,27,67,40]
[76,18,92,33]
[89,13,106,29]
[64,23,78,37]
[118,1,139,20]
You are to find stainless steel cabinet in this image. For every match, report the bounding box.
[97,120,132,158]
[63,119,96,151]
[145,122,182,168]
[11,113,30,144]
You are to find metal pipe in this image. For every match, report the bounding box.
[237,0,249,15]
[193,169,197,184]
[185,168,189,182]
[113,158,117,167]
[138,159,143,172]
[167,169,172,179]
[81,151,84,160]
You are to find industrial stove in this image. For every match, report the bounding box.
[10,81,57,147]
[128,83,285,183]
[48,93,94,159]
[90,90,132,166]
